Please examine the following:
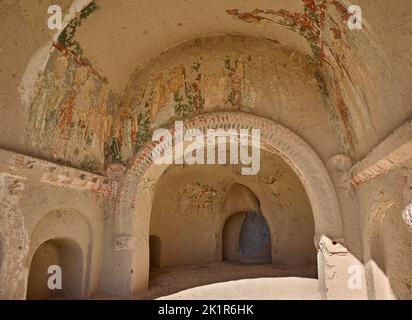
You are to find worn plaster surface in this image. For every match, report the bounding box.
[0,0,411,300]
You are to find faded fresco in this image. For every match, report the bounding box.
[25,0,395,172]
[25,1,116,173]
[226,0,402,157]
[111,53,259,165]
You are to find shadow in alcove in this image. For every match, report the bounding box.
[138,261,318,300]
[26,238,84,300]
[223,211,272,265]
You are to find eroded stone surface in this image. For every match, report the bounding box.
[0,0,412,300]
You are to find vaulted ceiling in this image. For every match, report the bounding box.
[1,0,412,173]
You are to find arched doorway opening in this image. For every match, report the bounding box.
[26,238,83,300]
[140,149,318,298]
[25,210,92,300]
[112,112,343,297]
[223,211,272,264]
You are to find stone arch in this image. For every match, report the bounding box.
[26,237,83,300]
[26,209,93,300]
[110,111,343,295]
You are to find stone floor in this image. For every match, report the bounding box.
[136,262,319,300]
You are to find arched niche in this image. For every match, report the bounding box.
[26,210,93,300]
[219,183,316,268]
[109,112,342,295]
[221,184,272,264]
[222,212,272,264]
[26,238,83,300]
